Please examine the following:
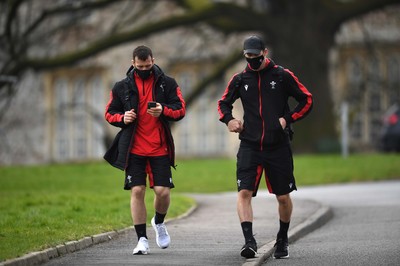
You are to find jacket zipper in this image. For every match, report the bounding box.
[152,74,161,101]
[258,72,265,151]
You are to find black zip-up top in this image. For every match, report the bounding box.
[218,59,313,150]
[104,64,185,170]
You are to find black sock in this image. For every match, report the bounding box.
[155,211,166,224]
[277,220,290,240]
[241,221,254,242]
[134,224,147,240]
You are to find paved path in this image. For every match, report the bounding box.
[37,192,329,266]
[1,191,331,266]
[264,181,400,266]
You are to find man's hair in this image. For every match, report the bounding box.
[133,45,153,61]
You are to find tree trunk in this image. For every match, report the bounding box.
[269,26,337,152]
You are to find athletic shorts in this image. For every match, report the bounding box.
[236,142,297,197]
[124,154,174,190]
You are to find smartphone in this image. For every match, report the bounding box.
[147,101,157,109]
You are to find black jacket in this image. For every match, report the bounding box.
[218,59,313,149]
[104,65,185,170]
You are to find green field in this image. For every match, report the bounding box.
[0,153,399,261]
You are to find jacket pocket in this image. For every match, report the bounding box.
[263,130,286,145]
[263,118,286,145]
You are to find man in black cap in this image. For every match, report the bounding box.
[217,35,313,259]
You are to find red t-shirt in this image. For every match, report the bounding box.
[130,73,168,156]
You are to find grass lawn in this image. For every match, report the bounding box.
[0,163,194,261]
[172,153,400,192]
[0,153,399,260]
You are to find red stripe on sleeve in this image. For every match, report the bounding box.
[287,70,313,121]
[105,91,124,123]
[217,75,236,120]
[163,87,186,119]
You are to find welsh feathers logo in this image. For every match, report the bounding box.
[270,81,277,89]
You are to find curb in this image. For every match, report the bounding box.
[0,203,198,266]
[1,200,329,266]
[242,203,333,266]
[0,228,132,266]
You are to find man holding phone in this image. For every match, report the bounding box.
[104,45,185,255]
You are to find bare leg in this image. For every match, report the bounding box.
[237,189,254,222]
[153,186,170,214]
[276,194,293,222]
[131,185,147,224]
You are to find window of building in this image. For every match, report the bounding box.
[72,78,87,158]
[351,114,362,139]
[367,58,383,143]
[347,57,364,139]
[347,56,363,85]
[215,79,227,153]
[388,56,400,106]
[174,71,191,155]
[197,95,209,154]
[172,66,232,157]
[347,56,364,102]
[49,69,106,162]
[90,76,106,157]
[54,78,70,160]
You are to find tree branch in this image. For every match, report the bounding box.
[185,48,243,109]
[321,0,400,31]
[4,0,24,54]
[14,2,271,73]
[22,0,124,38]
[14,3,234,71]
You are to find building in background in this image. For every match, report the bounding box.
[330,6,400,151]
[1,3,399,165]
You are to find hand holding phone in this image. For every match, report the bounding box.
[147,101,157,109]
[147,102,162,117]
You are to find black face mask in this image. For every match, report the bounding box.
[135,68,152,80]
[246,55,264,70]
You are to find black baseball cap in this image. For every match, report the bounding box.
[243,35,265,55]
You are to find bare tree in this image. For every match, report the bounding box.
[1,0,399,150]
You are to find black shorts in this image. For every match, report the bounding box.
[124,154,174,190]
[236,142,297,196]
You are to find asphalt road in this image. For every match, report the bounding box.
[263,180,400,266]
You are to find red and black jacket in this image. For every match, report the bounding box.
[218,59,313,150]
[104,64,185,170]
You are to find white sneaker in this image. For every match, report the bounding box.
[151,217,171,249]
[133,237,149,255]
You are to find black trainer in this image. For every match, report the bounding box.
[273,238,289,259]
[240,238,257,258]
